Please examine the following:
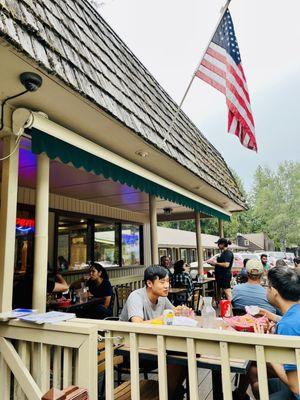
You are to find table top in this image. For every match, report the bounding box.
[193,277,215,285]
[168,288,187,294]
[117,345,249,374]
[48,296,101,310]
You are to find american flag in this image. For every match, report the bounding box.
[196,10,257,151]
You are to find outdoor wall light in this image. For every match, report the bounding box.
[20,72,43,92]
[135,149,149,158]
[163,207,173,215]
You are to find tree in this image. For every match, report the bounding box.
[251,162,300,249]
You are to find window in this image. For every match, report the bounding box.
[244,240,249,246]
[122,224,141,266]
[15,209,35,273]
[57,216,88,270]
[94,223,119,267]
[180,248,188,262]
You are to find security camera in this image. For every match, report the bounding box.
[20,72,43,92]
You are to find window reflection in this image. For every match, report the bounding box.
[94,223,119,267]
[122,224,140,266]
[57,216,87,270]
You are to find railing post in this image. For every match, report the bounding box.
[0,134,19,312]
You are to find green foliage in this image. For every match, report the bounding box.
[159,161,300,250]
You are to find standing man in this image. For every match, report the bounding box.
[209,238,234,300]
[160,255,173,278]
[261,253,270,273]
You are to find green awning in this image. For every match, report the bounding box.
[28,128,230,221]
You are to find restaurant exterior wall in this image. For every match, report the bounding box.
[17,186,148,224]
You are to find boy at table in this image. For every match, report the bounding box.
[120,265,187,399]
[234,266,300,400]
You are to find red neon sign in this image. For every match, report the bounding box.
[16,218,35,229]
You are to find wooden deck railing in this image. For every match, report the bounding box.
[1,318,300,399]
[75,319,300,400]
[0,319,98,400]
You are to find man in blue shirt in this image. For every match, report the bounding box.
[234,266,300,400]
[264,266,300,399]
[232,259,277,314]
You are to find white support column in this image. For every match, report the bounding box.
[149,195,158,265]
[0,135,19,312]
[143,222,152,268]
[195,212,203,275]
[32,153,50,312]
[218,219,224,238]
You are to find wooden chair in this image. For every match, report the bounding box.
[97,342,159,400]
[115,285,132,315]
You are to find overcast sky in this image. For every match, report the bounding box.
[99,0,300,190]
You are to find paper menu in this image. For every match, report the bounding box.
[19,311,76,324]
[0,308,37,321]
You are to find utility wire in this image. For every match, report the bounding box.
[0,89,29,161]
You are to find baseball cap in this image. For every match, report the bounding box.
[215,238,231,246]
[246,259,264,275]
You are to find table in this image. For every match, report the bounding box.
[48,297,104,315]
[117,317,249,400]
[117,346,249,400]
[193,277,216,297]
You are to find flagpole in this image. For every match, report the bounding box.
[160,0,232,147]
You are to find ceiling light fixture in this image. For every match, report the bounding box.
[135,150,149,158]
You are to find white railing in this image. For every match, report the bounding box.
[0,319,98,400]
[1,317,300,400]
[75,319,300,400]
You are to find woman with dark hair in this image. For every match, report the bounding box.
[71,262,113,319]
[171,260,194,302]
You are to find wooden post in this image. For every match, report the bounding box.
[195,212,203,275]
[149,195,159,265]
[32,153,50,312]
[218,219,224,238]
[0,135,19,312]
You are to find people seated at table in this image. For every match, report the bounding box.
[171,260,194,304]
[160,255,173,278]
[120,265,173,322]
[234,266,300,400]
[120,265,186,399]
[57,255,69,272]
[209,238,234,300]
[71,262,113,319]
[13,265,69,309]
[232,259,277,314]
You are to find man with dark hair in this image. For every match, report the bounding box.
[232,259,276,313]
[260,253,270,273]
[209,238,234,300]
[120,265,173,322]
[234,266,300,400]
[160,255,173,278]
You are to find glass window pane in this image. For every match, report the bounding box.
[94,223,119,267]
[15,210,34,274]
[57,216,87,271]
[122,224,140,266]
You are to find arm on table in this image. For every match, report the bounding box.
[258,308,282,322]
[53,274,69,293]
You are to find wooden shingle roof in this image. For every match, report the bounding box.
[0,0,245,207]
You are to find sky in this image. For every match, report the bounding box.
[98,0,300,190]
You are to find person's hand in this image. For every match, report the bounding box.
[209,259,217,266]
[254,322,265,334]
[257,308,279,323]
